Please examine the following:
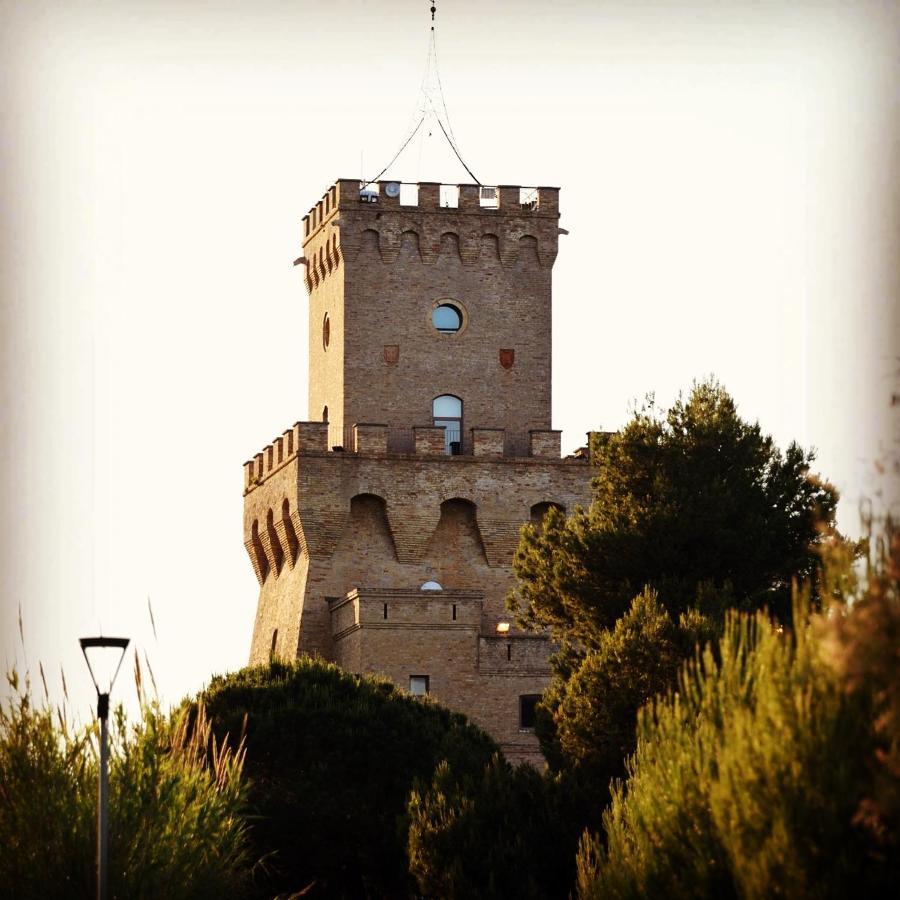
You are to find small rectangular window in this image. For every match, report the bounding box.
[452,604,457,621]
[520,694,540,730]
[409,675,429,696]
[383,603,388,620]
[507,643,512,661]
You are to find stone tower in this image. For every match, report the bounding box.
[243,179,590,763]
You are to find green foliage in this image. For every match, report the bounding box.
[201,657,498,899]
[510,379,838,647]
[408,756,584,899]
[541,590,719,788]
[818,520,900,853]
[0,671,95,898]
[107,702,250,898]
[576,592,898,899]
[0,672,249,900]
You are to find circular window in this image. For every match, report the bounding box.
[432,303,462,334]
[322,313,331,350]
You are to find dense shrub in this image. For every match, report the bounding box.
[0,672,249,900]
[818,522,900,857]
[408,756,584,899]
[576,590,898,898]
[540,590,718,789]
[201,658,498,899]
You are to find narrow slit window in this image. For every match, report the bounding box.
[452,604,457,621]
[383,603,388,620]
[507,643,512,661]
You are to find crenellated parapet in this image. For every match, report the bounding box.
[299,179,561,292]
[244,421,328,491]
[245,422,569,493]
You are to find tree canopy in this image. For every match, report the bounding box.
[539,589,718,784]
[408,756,581,900]
[201,658,498,899]
[510,379,838,646]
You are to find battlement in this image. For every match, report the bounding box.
[302,179,560,239]
[299,179,561,290]
[244,421,570,493]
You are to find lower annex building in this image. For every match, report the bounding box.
[243,178,591,763]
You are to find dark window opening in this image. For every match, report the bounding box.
[270,629,278,659]
[507,643,512,661]
[452,603,457,621]
[383,603,388,620]
[520,694,540,730]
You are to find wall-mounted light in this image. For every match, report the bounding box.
[495,622,510,634]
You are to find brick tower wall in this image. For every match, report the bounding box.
[245,179,584,763]
[303,180,560,455]
[243,426,591,762]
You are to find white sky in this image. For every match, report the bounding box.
[2,0,898,718]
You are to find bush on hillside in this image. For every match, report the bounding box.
[408,756,584,900]
[576,577,899,898]
[200,658,499,899]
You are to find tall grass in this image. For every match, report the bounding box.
[0,660,251,900]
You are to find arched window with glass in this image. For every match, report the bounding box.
[433,395,462,455]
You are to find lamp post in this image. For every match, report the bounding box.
[80,636,130,900]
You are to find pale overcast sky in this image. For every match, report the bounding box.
[2,0,898,717]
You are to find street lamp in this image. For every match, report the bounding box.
[80,636,130,900]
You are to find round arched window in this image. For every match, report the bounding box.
[322,314,331,350]
[433,395,462,455]
[432,303,462,334]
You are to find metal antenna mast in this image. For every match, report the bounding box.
[365,1,480,186]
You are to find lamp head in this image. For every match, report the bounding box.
[79,636,130,698]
